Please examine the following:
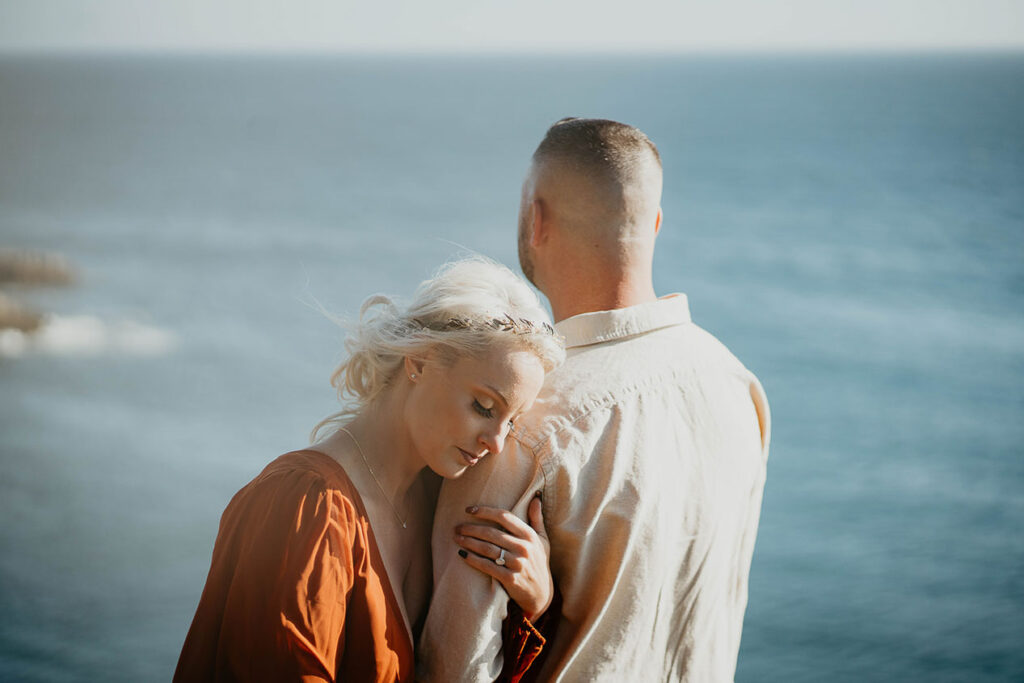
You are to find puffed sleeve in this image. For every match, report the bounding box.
[174,466,355,682]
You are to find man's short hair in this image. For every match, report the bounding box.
[532,118,662,183]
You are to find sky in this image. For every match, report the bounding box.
[1,0,1023,53]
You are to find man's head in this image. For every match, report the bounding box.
[517,118,663,302]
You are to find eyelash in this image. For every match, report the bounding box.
[473,400,515,429]
[472,400,493,418]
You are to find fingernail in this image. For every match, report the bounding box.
[458,549,468,559]
[466,505,479,514]
[534,490,542,500]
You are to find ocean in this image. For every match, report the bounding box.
[1,53,1022,681]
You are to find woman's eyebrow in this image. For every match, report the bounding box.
[484,384,510,409]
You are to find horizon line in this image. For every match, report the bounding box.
[2,44,1024,59]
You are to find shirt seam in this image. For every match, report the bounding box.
[518,368,680,462]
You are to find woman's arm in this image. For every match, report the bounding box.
[175,469,350,682]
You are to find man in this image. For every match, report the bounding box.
[418,118,771,681]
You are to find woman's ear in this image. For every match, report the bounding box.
[404,355,426,381]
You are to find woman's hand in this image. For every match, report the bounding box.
[455,496,552,622]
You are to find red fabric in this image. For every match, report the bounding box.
[174,450,414,683]
[498,586,562,683]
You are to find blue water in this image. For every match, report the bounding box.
[1,53,1022,682]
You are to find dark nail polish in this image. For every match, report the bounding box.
[466,505,479,514]
[458,549,468,559]
[534,490,543,500]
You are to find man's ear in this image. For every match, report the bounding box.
[530,198,548,247]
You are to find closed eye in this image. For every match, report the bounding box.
[472,399,494,419]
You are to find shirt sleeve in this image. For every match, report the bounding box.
[497,585,562,683]
[749,372,771,459]
[417,437,547,683]
[175,468,355,682]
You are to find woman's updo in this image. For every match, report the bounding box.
[311,257,565,441]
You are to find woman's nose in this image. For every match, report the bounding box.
[480,424,509,455]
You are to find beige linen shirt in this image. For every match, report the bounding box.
[418,294,771,682]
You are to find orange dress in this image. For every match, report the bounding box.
[174,450,552,682]
[174,450,414,682]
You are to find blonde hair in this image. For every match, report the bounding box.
[311,257,564,442]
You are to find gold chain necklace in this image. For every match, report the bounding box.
[338,426,408,530]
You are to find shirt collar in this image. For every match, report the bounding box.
[553,294,691,349]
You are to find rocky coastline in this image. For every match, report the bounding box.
[0,248,76,332]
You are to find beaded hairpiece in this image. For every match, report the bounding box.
[415,314,556,337]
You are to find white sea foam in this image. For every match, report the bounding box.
[0,315,178,358]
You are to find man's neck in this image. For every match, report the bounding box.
[548,279,658,323]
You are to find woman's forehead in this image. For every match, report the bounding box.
[449,347,545,399]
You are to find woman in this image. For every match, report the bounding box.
[174,258,565,682]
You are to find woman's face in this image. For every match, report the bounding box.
[404,345,546,478]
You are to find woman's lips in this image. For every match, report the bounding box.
[458,448,482,466]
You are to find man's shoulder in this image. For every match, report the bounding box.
[552,316,753,399]
[514,318,756,449]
